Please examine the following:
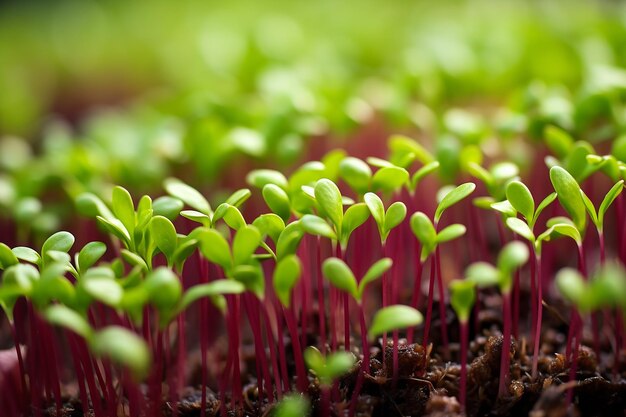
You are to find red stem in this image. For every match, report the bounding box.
[435,247,449,359]
[406,258,423,344]
[422,256,436,351]
[459,319,468,413]
[284,305,308,392]
[498,291,512,398]
[317,238,327,353]
[531,253,543,379]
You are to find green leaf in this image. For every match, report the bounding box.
[358,258,392,301]
[555,268,586,310]
[467,162,493,187]
[549,166,587,233]
[12,246,40,264]
[314,179,343,230]
[252,214,285,244]
[274,394,310,417]
[410,212,436,262]
[75,192,114,221]
[226,189,251,207]
[411,161,440,190]
[152,196,184,221]
[42,231,75,257]
[505,218,534,241]
[276,222,304,260]
[97,216,131,245]
[246,169,288,190]
[212,204,246,230]
[389,135,434,165]
[340,203,370,248]
[150,216,178,262]
[82,278,123,308]
[44,305,93,339]
[144,267,182,312]
[384,202,407,237]
[545,125,573,159]
[301,214,337,240]
[112,186,135,235]
[364,192,385,237]
[172,238,198,272]
[506,181,535,221]
[233,226,261,265]
[76,242,106,274]
[198,228,232,270]
[231,263,265,299]
[532,192,557,227]
[303,346,355,386]
[120,250,149,271]
[339,157,371,195]
[164,178,211,215]
[324,351,355,383]
[303,346,325,377]
[490,200,517,217]
[368,305,423,340]
[435,224,466,244]
[179,279,245,313]
[322,258,357,299]
[550,223,582,245]
[497,241,529,277]
[435,183,476,224]
[273,255,302,307]
[90,326,150,379]
[262,184,291,222]
[0,243,18,269]
[579,190,599,227]
[598,180,624,227]
[372,166,409,193]
[466,262,500,287]
[449,280,476,322]
[181,210,211,227]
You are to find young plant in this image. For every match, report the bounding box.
[322,257,392,371]
[304,346,355,417]
[408,183,474,353]
[500,180,557,378]
[466,241,529,398]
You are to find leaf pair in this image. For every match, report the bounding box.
[364,192,406,243]
[465,241,529,293]
[303,346,355,386]
[197,226,265,298]
[556,263,626,313]
[321,257,392,304]
[301,179,370,249]
[410,212,466,262]
[339,157,410,195]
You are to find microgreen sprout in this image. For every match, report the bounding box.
[466,241,529,397]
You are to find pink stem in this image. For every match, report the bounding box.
[460,320,468,413]
[422,256,436,351]
[531,254,542,379]
[498,291,512,398]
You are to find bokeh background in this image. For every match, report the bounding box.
[1,0,626,243]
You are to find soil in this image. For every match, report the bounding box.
[38,297,626,417]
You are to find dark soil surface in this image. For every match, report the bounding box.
[38,296,626,417]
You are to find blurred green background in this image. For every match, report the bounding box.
[1,0,625,241]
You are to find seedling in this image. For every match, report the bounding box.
[466,241,529,397]
[304,346,355,417]
[408,184,473,353]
